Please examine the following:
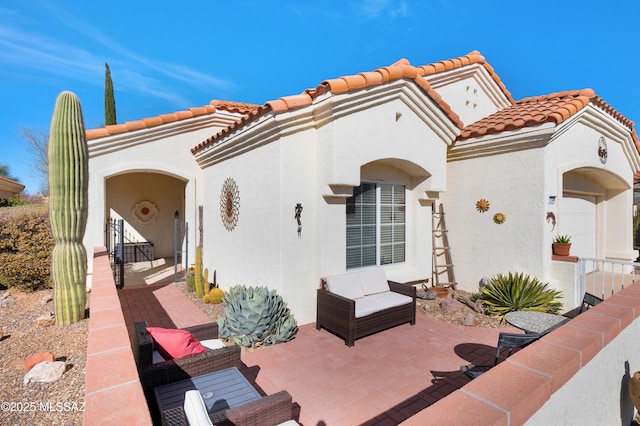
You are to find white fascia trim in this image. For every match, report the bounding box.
[88,111,244,159]
[196,79,461,168]
[424,64,512,110]
[553,105,640,172]
[448,123,556,161]
[328,80,460,143]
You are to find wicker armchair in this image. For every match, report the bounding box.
[161,390,294,426]
[133,321,242,422]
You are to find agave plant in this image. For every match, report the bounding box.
[554,234,572,244]
[480,272,562,317]
[218,285,298,348]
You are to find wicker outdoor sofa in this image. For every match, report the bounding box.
[316,269,416,346]
[133,321,294,425]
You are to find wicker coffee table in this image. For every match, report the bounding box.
[154,367,261,415]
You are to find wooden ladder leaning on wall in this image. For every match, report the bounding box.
[432,203,457,290]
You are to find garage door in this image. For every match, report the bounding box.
[560,193,597,259]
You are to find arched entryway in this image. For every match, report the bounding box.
[105,171,187,286]
[560,167,629,260]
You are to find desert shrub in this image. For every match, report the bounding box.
[0,194,25,207]
[218,285,298,348]
[0,204,54,291]
[480,272,562,317]
[634,212,640,249]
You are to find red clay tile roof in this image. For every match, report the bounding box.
[85,100,259,140]
[192,59,466,154]
[459,89,639,147]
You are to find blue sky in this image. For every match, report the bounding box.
[2,1,639,194]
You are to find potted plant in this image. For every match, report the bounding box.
[552,234,572,256]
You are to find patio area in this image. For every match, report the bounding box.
[118,280,517,425]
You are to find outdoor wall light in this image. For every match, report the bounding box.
[295,203,303,237]
[548,195,556,205]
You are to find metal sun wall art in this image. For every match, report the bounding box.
[493,212,506,224]
[220,177,240,231]
[475,198,490,213]
[132,200,158,224]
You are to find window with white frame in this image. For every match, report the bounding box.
[346,182,406,269]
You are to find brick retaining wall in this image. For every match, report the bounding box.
[83,247,152,425]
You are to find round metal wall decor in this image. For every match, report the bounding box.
[598,136,608,164]
[132,200,158,224]
[493,212,506,224]
[475,198,490,213]
[220,178,240,231]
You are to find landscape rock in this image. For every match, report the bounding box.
[421,304,431,313]
[462,313,476,326]
[23,361,66,384]
[24,352,56,372]
[36,313,55,328]
[439,298,462,313]
[0,291,9,300]
[41,293,53,305]
[1,296,15,308]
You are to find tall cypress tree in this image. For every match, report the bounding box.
[104,63,117,125]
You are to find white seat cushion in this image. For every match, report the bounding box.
[184,390,213,426]
[367,292,413,309]
[200,339,225,350]
[355,296,388,318]
[359,268,390,295]
[325,272,365,300]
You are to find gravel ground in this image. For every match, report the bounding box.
[415,287,508,328]
[0,288,87,426]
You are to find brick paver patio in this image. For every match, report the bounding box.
[118,281,517,425]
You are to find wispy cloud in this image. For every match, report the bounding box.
[358,0,409,19]
[0,3,234,107]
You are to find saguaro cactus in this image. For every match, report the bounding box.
[195,246,204,298]
[48,91,88,325]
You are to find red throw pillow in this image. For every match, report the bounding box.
[146,327,206,360]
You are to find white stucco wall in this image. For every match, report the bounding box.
[547,114,636,262]
[197,84,458,325]
[444,110,638,301]
[525,315,640,425]
[442,141,548,292]
[423,64,511,128]
[86,115,239,274]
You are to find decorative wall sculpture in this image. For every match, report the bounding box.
[475,198,490,213]
[220,178,240,231]
[493,212,506,224]
[132,200,158,224]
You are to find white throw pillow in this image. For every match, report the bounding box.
[184,390,213,426]
[325,272,365,300]
[359,268,390,295]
